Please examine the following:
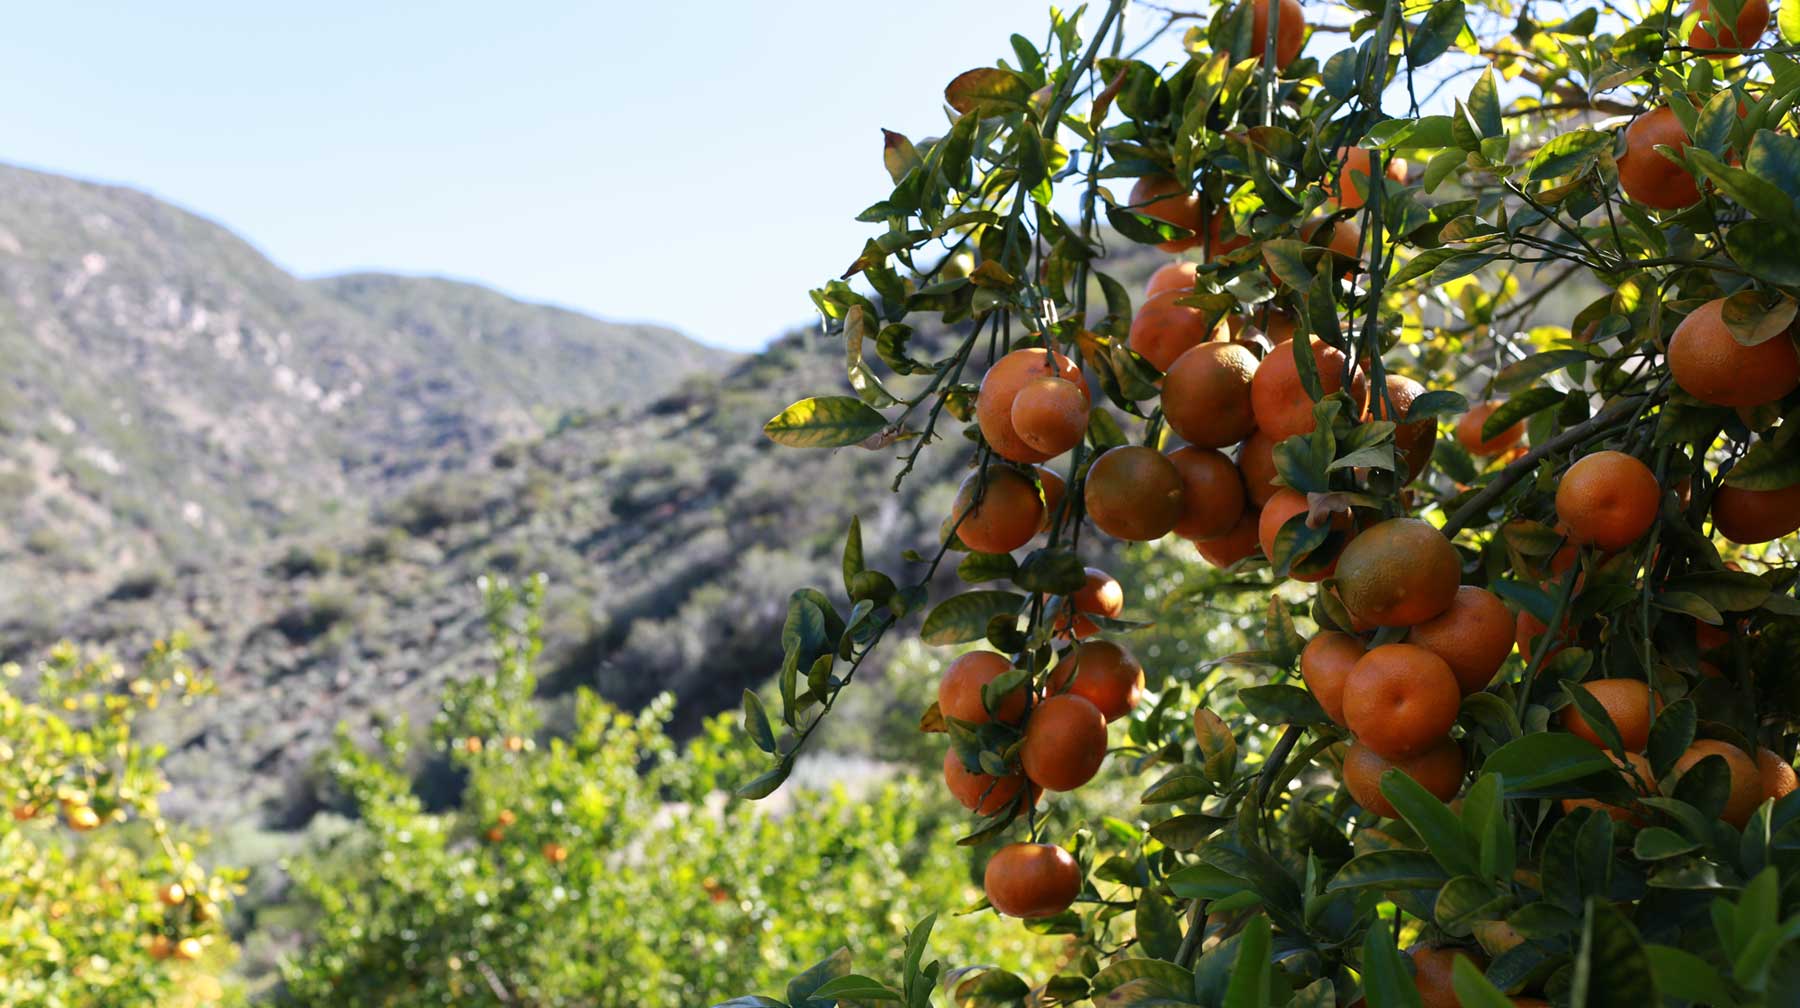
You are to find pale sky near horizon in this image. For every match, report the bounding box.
[0,2,1185,352]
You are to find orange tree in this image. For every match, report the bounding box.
[0,639,243,1007]
[732,0,1800,1003]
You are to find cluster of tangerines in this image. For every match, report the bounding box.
[462,733,571,864]
[146,880,214,964]
[9,788,108,833]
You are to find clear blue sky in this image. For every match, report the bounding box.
[0,2,1175,352]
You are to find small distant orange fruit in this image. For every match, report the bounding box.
[1335,147,1408,210]
[65,805,100,832]
[1341,644,1462,759]
[1247,0,1306,69]
[1556,450,1660,550]
[543,842,569,863]
[175,937,204,961]
[158,883,186,907]
[1049,640,1145,722]
[984,842,1082,918]
[1055,567,1124,639]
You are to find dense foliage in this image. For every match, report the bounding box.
[0,640,243,1007]
[736,0,1800,1005]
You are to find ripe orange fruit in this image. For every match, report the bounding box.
[175,937,204,961]
[1560,750,1656,822]
[1673,738,1761,827]
[1301,631,1364,726]
[1129,288,1226,371]
[543,842,569,863]
[939,650,1028,724]
[1335,147,1408,210]
[485,826,506,843]
[984,842,1082,918]
[977,348,1089,463]
[1257,487,1347,582]
[149,934,175,960]
[1454,401,1523,456]
[1302,216,1362,274]
[1256,310,1297,345]
[504,735,526,752]
[1343,737,1465,818]
[1251,338,1370,441]
[1407,586,1516,694]
[1129,175,1204,252]
[1195,507,1263,567]
[1668,297,1800,407]
[1334,518,1461,627]
[1167,446,1248,540]
[1085,445,1186,541]
[1713,482,1800,544]
[1758,747,1797,801]
[1237,430,1281,506]
[1011,376,1090,457]
[10,803,36,822]
[1561,678,1660,752]
[1050,640,1145,722]
[951,466,1045,554]
[1021,694,1109,791]
[65,805,100,832]
[463,736,484,754]
[1341,644,1463,759]
[1163,342,1259,448]
[1410,946,1487,1008]
[1556,450,1660,550]
[1056,567,1124,638]
[1689,0,1769,51]
[943,749,1038,815]
[1247,0,1305,69]
[1146,261,1199,299]
[158,883,187,907]
[496,809,517,827]
[1619,106,1701,209]
[1383,374,1437,482]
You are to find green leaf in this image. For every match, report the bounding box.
[1449,957,1515,1008]
[842,517,866,591]
[735,761,791,799]
[1222,915,1273,1008]
[1496,349,1594,392]
[1646,945,1732,1004]
[1747,129,1800,196]
[1482,733,1615,792]
[1381,770,1482,877]
[1360,916,1426,1008]
[1014,548,1088,594]
[1665,570,1771,613]
[765,396,888,448]
[1239,684,1329,725]
[958,552,1020,584]
[1523,130,1611,182]
[1407,0,1467,65]
[1468,70,1502,138]
[1089,958,1193,998]
[1633,826,1700,859]
[1406,389,1470,422]
[1571,900,1658,1008]
[1136,891,1184,962]
[1646,698,1697,779]
[1728,221,1800,286]
[943,67,1032,116]
[1482,387,1562,440]
[811,975,903,1002]
[921,591,1024,645]
[1327,850,1451,891]
[742,689,776,754]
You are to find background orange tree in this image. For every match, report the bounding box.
[732,0,1800,1004]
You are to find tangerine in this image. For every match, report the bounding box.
[1556,450,1660,550]
[1085,445,1186,541]
[1334,517,1462,627]
[1668,297,1800,407]
[976,347,1089,463]
[1455,401,1524,456]
[939,650,1029,724]
[1343,737,1465,818]
[1301,630,1364,726]
[1408,586,1516,694]
[1619,106,1701,210]
[1673,738,1761,827]
[1049,640,1145,722]
[1341,644,1463,759]
[1021,694,1109,791]
[1167,446,1248,540]
[1251,338,1370,441]
[1011,376,1090,456]
[951,466,1045,554]
[1713,482,1800,544]
[1163,342,1259,448]
[1560,678,1660,752]
[984,843,1082,918]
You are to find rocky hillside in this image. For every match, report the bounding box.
[0,163,732,642]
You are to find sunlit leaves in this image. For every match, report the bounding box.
[764,396,890,448]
